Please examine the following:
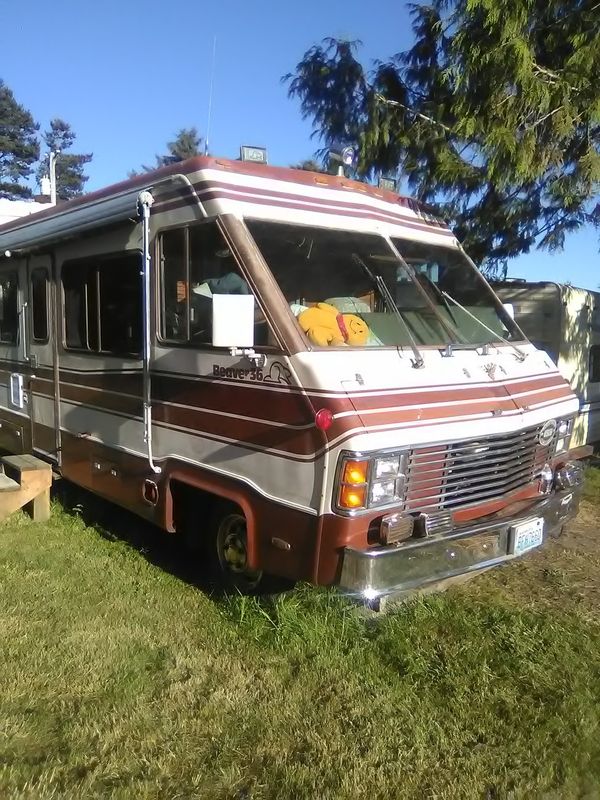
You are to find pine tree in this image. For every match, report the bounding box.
[158,127,203,165]
[130,127,204,176]
[291,158,328,173]
[285,1,600,273]
[0,80,39,200]
[37,118,92,201]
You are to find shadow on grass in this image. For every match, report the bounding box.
[50,478,295,603]
[51,479,214,591]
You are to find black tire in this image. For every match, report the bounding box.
[209,501,264,594]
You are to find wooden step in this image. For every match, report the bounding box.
[0,454,53,522]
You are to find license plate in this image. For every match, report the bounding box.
[512,517,544,556]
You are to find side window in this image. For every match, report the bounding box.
[160,228,187,342]
[99,258,142,354]
[590,345,600,383]
[62,253,142,356]
[31,268,49,342]
[63,263,97,350]
[159,221,271,347]
[0,271,18,344]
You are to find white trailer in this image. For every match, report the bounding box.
[495,280,600,448]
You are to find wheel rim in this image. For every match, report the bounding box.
[217,513,262,590]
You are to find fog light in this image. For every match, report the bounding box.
[380,513,414,545]
[539,463,554,494]
[555,462,583,490]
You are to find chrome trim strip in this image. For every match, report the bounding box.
[410,480,537,507]
[408,456,539,484]
[339,484,582,598]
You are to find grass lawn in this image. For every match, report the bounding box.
[1,477,600,800]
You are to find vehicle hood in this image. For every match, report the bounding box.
[290,343,578,450]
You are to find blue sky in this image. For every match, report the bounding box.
[1,0,597,288]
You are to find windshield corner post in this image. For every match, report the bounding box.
[137,189,161,476]
[441,290,528,362]
[456,243,528,361]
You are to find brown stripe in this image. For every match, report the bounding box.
[28,373,575,459]
[346,374,569,413]
[348,385,575,425]
[152,403,324,456]
[152,372,320,426]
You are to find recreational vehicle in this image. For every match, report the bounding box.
[0,155,588,604]
[495,280,600,448]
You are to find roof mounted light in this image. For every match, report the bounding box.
[328,143,357,176]
[240,145,268,164]
[378,176,397,192]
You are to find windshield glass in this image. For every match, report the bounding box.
[246,220,521,348]
[390,237,521,345]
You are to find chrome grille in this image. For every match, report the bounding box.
[406,425,553,512]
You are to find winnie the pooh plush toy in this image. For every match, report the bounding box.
[297,302,369,347]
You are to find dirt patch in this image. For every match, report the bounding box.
[459,500,600,619]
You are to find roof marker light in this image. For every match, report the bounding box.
[315,408,333,431]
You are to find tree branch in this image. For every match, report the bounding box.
[374,93,453,133]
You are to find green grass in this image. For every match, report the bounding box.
[1,484,600,799]
[583,464,600,503]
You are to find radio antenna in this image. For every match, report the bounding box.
[205,35,217,156]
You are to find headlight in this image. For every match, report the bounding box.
[337,451,408,512]
[554,418,573,455]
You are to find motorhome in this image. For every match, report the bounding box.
[0,155,588,604]
[495,280,600,449]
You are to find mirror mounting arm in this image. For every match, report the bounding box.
[229,348,268,369]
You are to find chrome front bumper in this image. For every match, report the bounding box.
[339,482,582,600]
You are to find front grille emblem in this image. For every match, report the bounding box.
[483,362,498,381]
[538,419,557,447]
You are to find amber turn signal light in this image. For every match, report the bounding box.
[342,460,369,485]
[339,484,367,509]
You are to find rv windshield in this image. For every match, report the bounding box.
[246,220,520,348]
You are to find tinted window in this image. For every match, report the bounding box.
[62,254,142,355]
[246,219,518,348]
[0,272,18,345]
[31,268,49,342]
[159,221,270,346]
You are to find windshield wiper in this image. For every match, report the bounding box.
[441,291,527,361]
[384,237,466,346]
[352,254,424,368]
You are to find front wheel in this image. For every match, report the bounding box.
[210,502,264,593]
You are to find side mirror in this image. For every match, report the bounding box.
[212,294,256,349]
